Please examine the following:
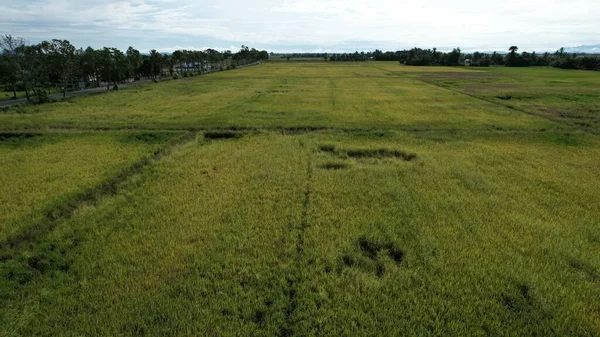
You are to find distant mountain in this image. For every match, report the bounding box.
[562,44,600,54]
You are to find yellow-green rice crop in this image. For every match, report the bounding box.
[0,62,599,336]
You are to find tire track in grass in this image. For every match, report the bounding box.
[280,141,313,337]
[0,131,198,261]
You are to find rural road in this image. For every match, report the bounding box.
[0,63,262,108]
[0,80,152,108]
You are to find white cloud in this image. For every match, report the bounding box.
[0,0,599,52]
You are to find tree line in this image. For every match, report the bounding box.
[272,53,329,60]
[326,47,600,71]
[0,35,269,102]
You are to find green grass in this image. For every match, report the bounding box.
[0,62,599,336]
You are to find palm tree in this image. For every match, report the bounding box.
[509,46,519,58]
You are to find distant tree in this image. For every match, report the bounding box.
[97,48,114,90]
[172,50,184,75]
[0,55,18,98]
[490,52,503,65]
[97,47,128,89]
[126,47,142,79]
[431,48,440,65]
[258,50,269,61]
[446,48,461,66]
[0,35,25,99]
[149,49,162,79]
[0,35,272,104]
[17,44,48,101]
[163,53,174,76]
[80,47,99,87]
[113,48,129,85]
[41,39,78,97]
[505,45,532,67]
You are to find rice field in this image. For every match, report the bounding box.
[0,62,599,336]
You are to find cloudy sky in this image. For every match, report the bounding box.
[0,0,598,53]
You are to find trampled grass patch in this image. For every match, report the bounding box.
[318,143,417,165]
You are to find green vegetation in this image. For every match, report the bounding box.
[323,47,600,70]
[0,62,599,336]
[0,62,560,131]
[0,34,268,103]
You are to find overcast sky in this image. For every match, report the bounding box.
[1,0,599,53]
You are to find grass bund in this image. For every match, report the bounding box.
[0,62,599,336]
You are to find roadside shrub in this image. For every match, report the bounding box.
[31,89,55,104]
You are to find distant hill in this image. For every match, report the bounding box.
[562,44,600,54]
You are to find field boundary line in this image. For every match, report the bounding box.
[0,131,198,261]
[0,126,569,135]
